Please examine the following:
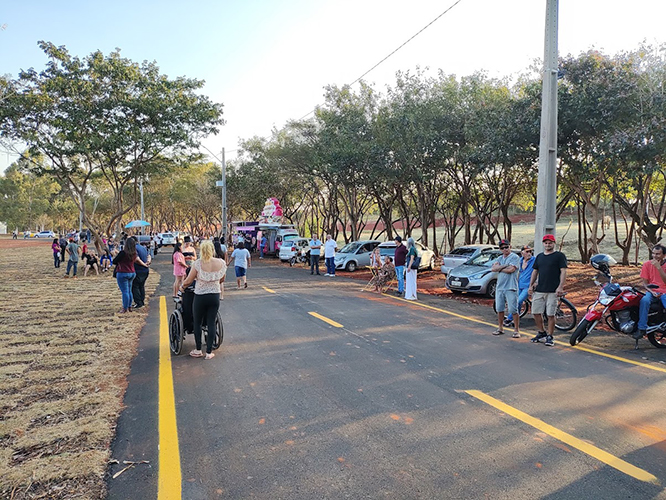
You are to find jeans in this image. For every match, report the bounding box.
[507,287,529,321]
[310,255,320,274]
[66,260,78,276]
[53,252,60,268]
[193,293,220,354]
[638,292,666,330]
[260,246,265,258]
[325,257,335,275]
[395,265,405,292]
[132,271,149,306]
[116,272,136,310]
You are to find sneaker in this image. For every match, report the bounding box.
[395,291,403,296]
[544,335,554,347]
[531,331,547,343]
[324,273,330,276]
[503,318,513,327]
[330,274,335,277]
[632,329,646,340]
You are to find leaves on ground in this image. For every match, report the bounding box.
[0,243,158,499]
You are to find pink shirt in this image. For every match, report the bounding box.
[640,260,666,294]
[173,252,187,277]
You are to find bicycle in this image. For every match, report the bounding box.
[169,287,224,355]
[493,293,577,331]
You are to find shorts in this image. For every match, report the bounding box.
[532,291,558,316]
[235,266,247,278]
[495,289,518,314]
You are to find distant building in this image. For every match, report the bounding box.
[0,222,7,234]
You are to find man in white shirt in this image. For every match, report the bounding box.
[230,242,252,289]
[324,234,338,277]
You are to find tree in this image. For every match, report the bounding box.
[0,41,223,244]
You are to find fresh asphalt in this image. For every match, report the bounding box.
[107,252,666,499]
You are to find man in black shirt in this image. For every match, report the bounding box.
[528,234,568,346]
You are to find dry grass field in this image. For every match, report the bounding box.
[0,240,158,499]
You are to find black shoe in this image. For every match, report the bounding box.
[531,331,547,343]
[395,291,402,296]
[134,303,144,308]
[544,335,554,347]
[316,273,321,275]
[632,329,646,340]
[310,272,314,275]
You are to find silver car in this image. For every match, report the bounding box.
[334,240,381,272]
[440,244,498,275]
[445,249,520,298]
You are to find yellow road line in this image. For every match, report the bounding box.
[466,390,660,485]
[158,296,182,499]
[384,293,666,374]
[308,311,343,328]
[262,286,276,294]
[563,342,666,374]
[386,294,496,327]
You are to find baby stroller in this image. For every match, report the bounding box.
[169,280,224,355]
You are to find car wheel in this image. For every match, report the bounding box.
[486,280,497,299]
[345,261,357,272]
[451,290,463,295]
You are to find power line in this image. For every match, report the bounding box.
[298,0,465,121]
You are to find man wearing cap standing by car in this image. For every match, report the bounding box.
[491,239,521,338]
[528,234,568,347]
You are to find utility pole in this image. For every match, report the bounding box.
[139,177,145,235]
[222,148,227,242]
[216,147,228,241]
[534,0,559,254]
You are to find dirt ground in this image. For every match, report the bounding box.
[0,237,158,499]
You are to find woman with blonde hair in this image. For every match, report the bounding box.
[180,240,227,360]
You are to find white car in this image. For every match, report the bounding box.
[440,244,498,275]
[378,241,436,270]
[159,232,177,246]
[35,230,55,238]
[279,237,310,262]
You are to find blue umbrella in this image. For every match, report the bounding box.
[125,220,151,228]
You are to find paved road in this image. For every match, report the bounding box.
[108,253,666,499]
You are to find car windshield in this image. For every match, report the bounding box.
[379,246,396,256]
[339,242,362,254]
[449,248,476,256]
[467,251,501,267]
[162,233,173,237]
[283,235,298,242]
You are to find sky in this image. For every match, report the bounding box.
[1,0,665,172]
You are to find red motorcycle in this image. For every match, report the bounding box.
[569,254,666,349]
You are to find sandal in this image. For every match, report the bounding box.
[492,329,505,336]
[512,332,521,338]
[204,353,215,360]
[189,350,203,358]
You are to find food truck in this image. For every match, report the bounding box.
[256,224,299,255]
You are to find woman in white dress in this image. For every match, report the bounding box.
[405,237,419,300]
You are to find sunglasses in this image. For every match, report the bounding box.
[499,246,509,250]
[523,249,533,253]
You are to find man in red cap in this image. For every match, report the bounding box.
[528,234,568,346]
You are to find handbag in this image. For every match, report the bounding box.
[410,256,421,270]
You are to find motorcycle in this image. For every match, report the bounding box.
[289,248,310,267]
[569,254,666,349]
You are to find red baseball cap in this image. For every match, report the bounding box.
[542,234,556,242]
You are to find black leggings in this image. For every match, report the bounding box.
[192,293,220,354]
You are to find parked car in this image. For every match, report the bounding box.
[334,240,381,272]
[279,237,310,262]
[35,230,56,238]
[135,234,157,252]
[445,249,521,298]
[440,244,498,275]
[159,232,177,246]
[377,240,436,271]
[23,230,37,238]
